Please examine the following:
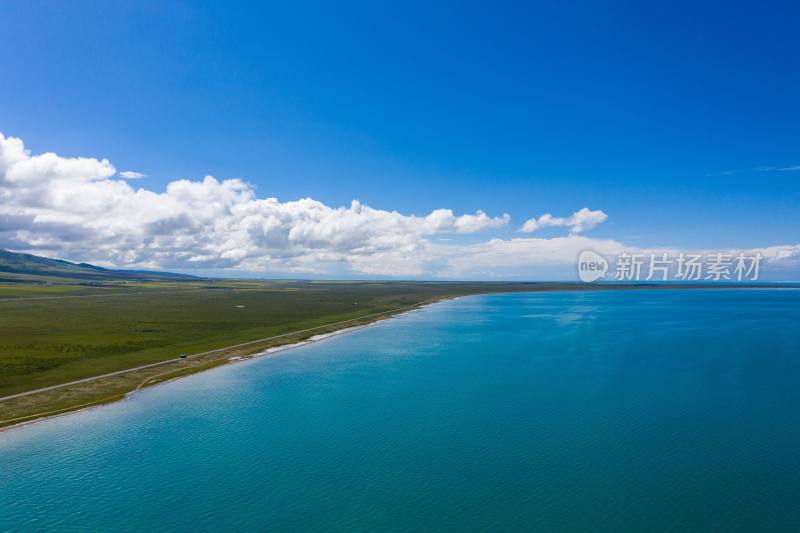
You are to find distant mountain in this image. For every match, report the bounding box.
[0,249,199,282]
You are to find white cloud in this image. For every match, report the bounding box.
[717,165,800,175]
[520,208,608,234]
[754,165,800,172]
[0,132,510,276]
[2,148,114,186]
[119,170,146,179]
[1,131,797,280]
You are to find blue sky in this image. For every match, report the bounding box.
[1,1,798,279]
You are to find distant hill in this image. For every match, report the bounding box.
[0,249,199,282]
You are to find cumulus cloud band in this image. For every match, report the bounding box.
[0,132,510,275]
[1,131,797,279]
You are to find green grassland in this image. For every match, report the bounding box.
[2,281,438,394]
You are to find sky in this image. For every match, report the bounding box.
[1,1,799,280]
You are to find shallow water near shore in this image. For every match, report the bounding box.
[2,290,800,531]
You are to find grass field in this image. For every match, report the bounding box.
[1,281,455,395]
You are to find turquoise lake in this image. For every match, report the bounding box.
[2,289,800,531]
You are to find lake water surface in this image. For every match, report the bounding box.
[2,290,800,531]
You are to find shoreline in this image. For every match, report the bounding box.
[3,284,794,434]
[0,298,449,434]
